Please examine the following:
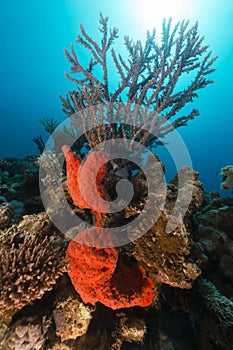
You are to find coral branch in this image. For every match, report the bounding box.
[60,14,217,149]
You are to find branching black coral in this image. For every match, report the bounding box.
[60,13,217,148]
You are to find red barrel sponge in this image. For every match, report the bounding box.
[62,145,110,226]
[67,229,156,309]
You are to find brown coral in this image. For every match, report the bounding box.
[132,210,200,289]
[128,167,203,289]
[0,213,66,322]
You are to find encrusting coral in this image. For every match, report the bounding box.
[53,296,93,342]
[120,167,203,290]
[133,211,201,289]
[0,212,66,323]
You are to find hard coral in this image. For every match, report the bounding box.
[5,316,50,350]
[66,229,155,309]
[0,213,66,321]
[61,14,217,150]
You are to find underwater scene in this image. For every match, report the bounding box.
[0,1,233,349]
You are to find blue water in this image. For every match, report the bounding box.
[0,0,232,194]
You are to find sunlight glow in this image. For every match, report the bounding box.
[129,0,196,36]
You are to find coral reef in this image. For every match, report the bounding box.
[194,192,233,297]
[160,192,233,350]
[1,151,232,349]
[0,155,43,217]
[0,12,228,350]
[0,212,66,323]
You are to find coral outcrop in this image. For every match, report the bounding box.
[122,168,203,290]
[0,11,225,350]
